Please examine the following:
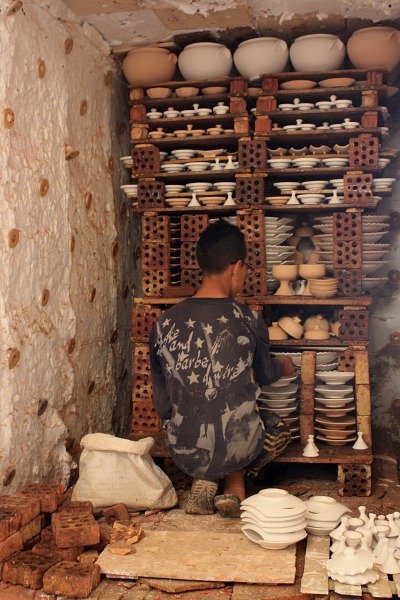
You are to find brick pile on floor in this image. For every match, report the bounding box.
[0,484,102,598]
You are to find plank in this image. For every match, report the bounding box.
[367,573,393,598]
[300,535,330,595]
[334,580,362,596]
[392,573,400,596]
[96,530,297,584]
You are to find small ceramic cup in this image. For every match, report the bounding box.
[344,530,363,548]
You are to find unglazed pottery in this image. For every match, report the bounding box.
[306,496,350,522]
[178,42,232,80]
[272,265,298,296]
[327,543,374,576]
[278,316,303,339]
[302,435,319,457]
[122,47,177,86]
[234,37,289,79]
[289,34,345,72]
[268,322,289,340]
[347,26,400,71]
[304,315,329,332]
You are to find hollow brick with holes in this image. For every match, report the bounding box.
[334,268,363,296]
[132,373,153,403]
[230,96,247,115]
[43,560,101,598]
[180,214,208,241]
[133,305,161,341]
[246,240,266,270]
[238,138,267,172]
[338,349,356,371]
[180,241,197,269]
[141,270,168,296]
[230,77,248,95]
[142,213,170,242]
[2,550,60,590]
[242,269,266,296]
[236,210,265,241]
[235,175,265,206]
[333,240,362,270]
[21,483,64,513]
[132,145,161,176]
[137,179,165,208]
[349,134,379,168]
[338,309,369,341]
[51,512,100,549]
[344,172,374,205]
[141,242,170,270]
[338,464,371,497]
[132,401,162,433]
[181,268,202,290]
[133,345,151,375]
[0,495,40,526]
[333,211,362,241]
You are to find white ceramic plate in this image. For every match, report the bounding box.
[315,385,353,398]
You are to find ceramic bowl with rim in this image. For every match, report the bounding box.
[298,193,325,204]
[361,260,389,275]
[241,526,307,550]
[292,158,320,168]
[269,374,299,388]
[322,158,349,167]
[175,86,199,97]
[241,488,306,516]
[202,86,227,95]
[274,181,301,191]
[161,163,185,172]
[315,385,354,398]
[186,183,212,192]
[165,184,185,193]
[362,277,388,291]
[267,158,292,168]
[305,495,351,522]
[302,180,329,190]
[260,383,299,397]
[280,79,317,90]
[171,149,197,159]
[316,371,354,384]
[319,77,356,88]
[185,161,211,171]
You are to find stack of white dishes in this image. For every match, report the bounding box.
[120,184,138,199]
[119,156,133,168]
[373,177,396,192]
[265,217,295,292]
[305,495,351,536]
[273,351,338,370]
[314,370,356,445]
[258,374,299,432]
[241,488,307,549]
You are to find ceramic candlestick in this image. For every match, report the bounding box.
[302,434,319,457]
[352,431,368,450]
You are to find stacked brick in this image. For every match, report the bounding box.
[0,485,101,598]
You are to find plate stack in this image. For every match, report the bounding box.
[240,488,307,549]
[304,495,351,536]
[258,373,300,439]
[265,217,295,293]
[273,351,338,371]
[314,370,356,445]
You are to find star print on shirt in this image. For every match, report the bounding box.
[187,371,199,384]
[185,318,196,328]
[204,324,213,335]
[162,318,170,327]
[214,361,223,373]
[195,338,204,349]
[218,315,228,324]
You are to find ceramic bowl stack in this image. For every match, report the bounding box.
[258,373,300,438]
[273,351,338,371]
[265,217,295,292]
[305,495,351,536]
[240,488,307,549]
[314,370,356,445]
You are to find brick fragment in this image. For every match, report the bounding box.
[20,516,42,544]
[21,484,64,513]
[43,560,101,598]
[0,532,23,561]
[0,509,21,542]
[102,503,130,521]
[109,542,135,555]
[58,501,93,515]
[77,550,98,565]
[0,495,40,526]
[110,522,144,545]
[52,513,100,549]
[33,532,84,561]
[2,550,60,590]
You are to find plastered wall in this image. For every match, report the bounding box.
[0,0,133,492]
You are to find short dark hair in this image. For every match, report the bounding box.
[196,219,247,274]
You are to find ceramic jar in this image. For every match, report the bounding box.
[178,42,233,81]
[304,315,329,332]
[278,316,303,339]
[268,322,289,341]
[233,37,289,80]
[289,34,346,72]
[347,27,400,71]
[122,47,177,86]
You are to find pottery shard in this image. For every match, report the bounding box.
[108,542,136,555]
[77,550,99,565]
[110,522,144,545]
[2,550,60,590]
[42,560,101,598]
[103,503,130,521]
[21,484,64,513]
[52,512,100,549]
[0,532,23,561]
[139,578,225,593]
[59,501,94,515]
[0,494,41,526]
[20,516,42,544]
[0,509,21,543]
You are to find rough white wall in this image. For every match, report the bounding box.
[0,0,132,492]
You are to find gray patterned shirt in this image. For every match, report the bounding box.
[149,298,282,480]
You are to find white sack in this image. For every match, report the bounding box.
[71,433,178,510]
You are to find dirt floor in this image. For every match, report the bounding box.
[0,451,399,600]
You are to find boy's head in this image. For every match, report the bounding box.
[196,219,247,274]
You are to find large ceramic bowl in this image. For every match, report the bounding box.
[289,34,346,72]
[305,496,351,523]
[234,37,288,79]
[122,47,177,86]
[241,488,306,517]
[178,42,232,80]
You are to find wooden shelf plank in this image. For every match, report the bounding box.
[142,113,235,129]
[301,536,330,596]
[137,93,231,109]
[131,202,380,213]
[132,133,242,149]
[133,295,372,306]
[272,442,372,464]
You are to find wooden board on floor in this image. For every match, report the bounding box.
[367,573,393,598]
[96,530,297,584]
[300,535,330,596]
[333,581,362,596]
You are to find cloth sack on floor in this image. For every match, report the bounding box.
[71,433,178,510]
